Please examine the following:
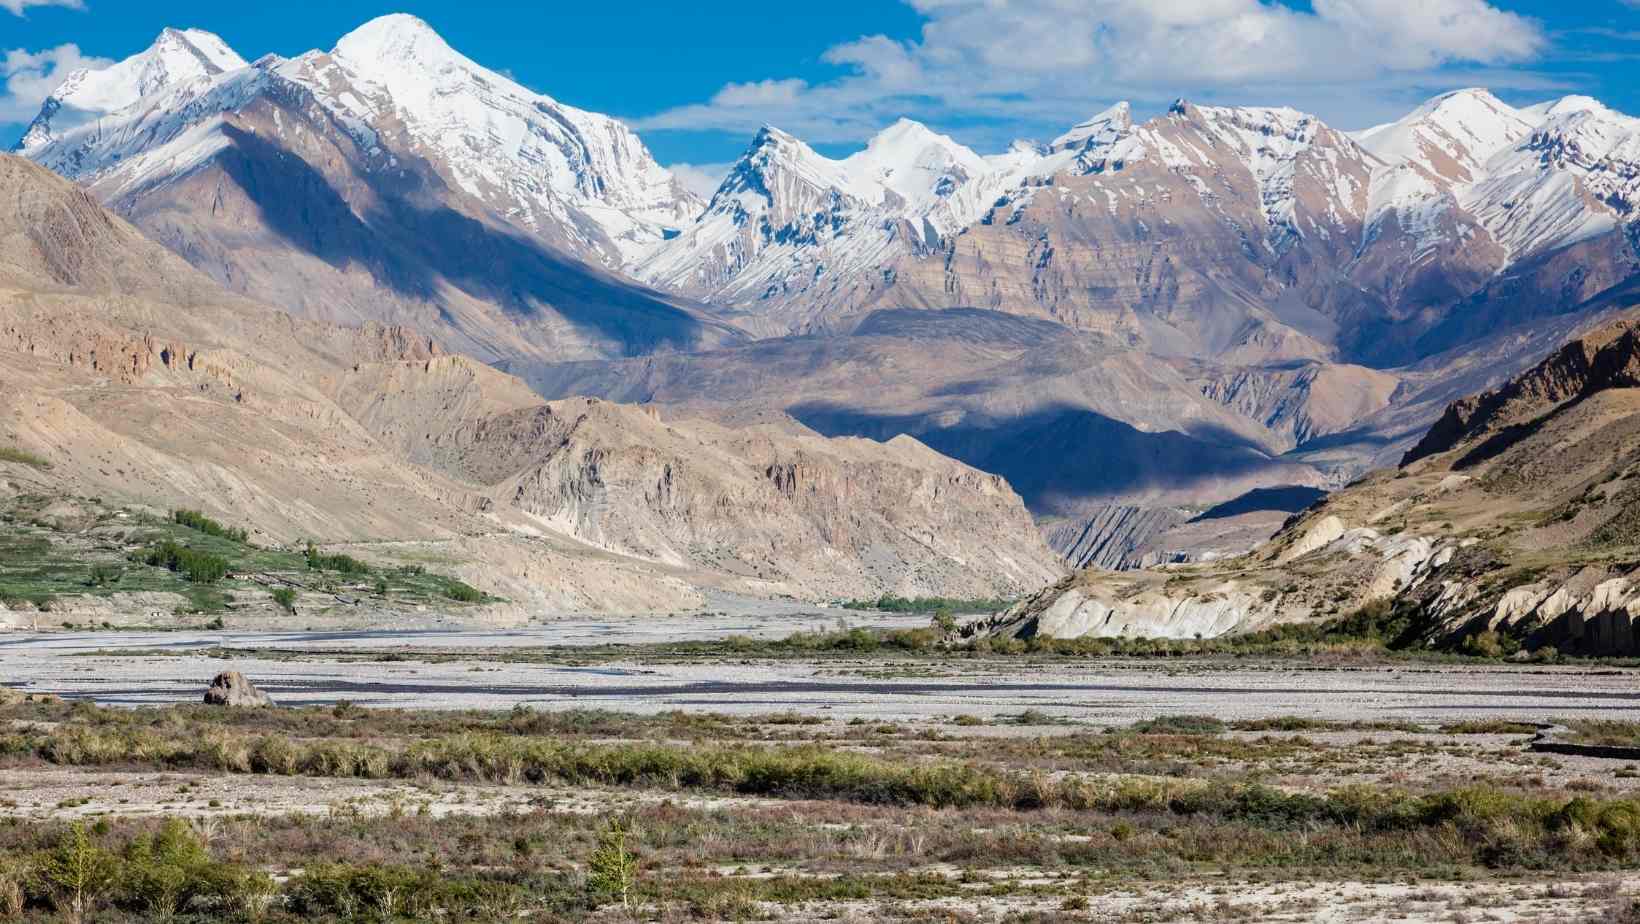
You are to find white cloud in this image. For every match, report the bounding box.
[1,0,85,16]
[1,44,109,123]
[667,162,733,200]
[712,78,809,107]
[634,0,1550,146]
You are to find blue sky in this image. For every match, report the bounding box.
[4,0,1640,191]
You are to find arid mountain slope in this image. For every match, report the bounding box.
[976,313,1640,655]
[519,308,1329,518]
[0,155,1061,612]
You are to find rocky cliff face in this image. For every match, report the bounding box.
[1043,506,1188,571]
[977,314,1640,655]
[1404,318,1640,463]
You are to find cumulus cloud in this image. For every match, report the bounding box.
[1,0,84,16]
[667,162,734,200]
[634,0,1550,146]
[1,44,108,123]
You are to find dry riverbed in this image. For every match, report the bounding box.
[4,628,1640,921]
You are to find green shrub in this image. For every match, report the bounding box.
[288,863,461,919]
[0,445,50,470]
[587,819,639,910]
[443,580,485,603]
[249,735,300,775]
[270,587,297,614]
[84,565,121,588]
[303,543,370,575]
[841,594,1013,614]
[138,542,228,584]
[171,509,248,543]
[116,818,239,918]
[1463,630,1517,658]
[0,855,24,918]
[41,822,116,924]
[1128,714,1227,736]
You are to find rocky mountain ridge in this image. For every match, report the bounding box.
[15,16,737,367]
[652,88,1639,369]
[974,314,1640,655]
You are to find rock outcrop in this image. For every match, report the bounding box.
[1043,506,1188,571]
[203,671,273,707]
[1404,319,1640,464]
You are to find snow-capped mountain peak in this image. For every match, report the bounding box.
[331,13,450,65]
[844,118,988,213]
[307,11,701,264]
[1521,95,1614,125]
[1353,88,1533,183]
[16,26,247,153]
[1050,102,1133,153]
[17,14,703,269]
[722,125,878,208]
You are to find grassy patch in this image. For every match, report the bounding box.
[1566,720,1640,748]
[4,699,1638,922]
[5,714,1638,868]
[0,493,497,615]
[1128,715,1226,736]
[840,594,1014,615]
[0,445,49,469]
[1439,720,1542,736]
[7,702,1640,882]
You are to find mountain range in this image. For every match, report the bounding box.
[0,152,1061,617]
[15,13,1640,572]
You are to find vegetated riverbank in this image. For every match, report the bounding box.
[2,696,1640,921]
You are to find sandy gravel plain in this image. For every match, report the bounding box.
[6,615,1640,922]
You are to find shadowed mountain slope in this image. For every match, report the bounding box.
[0,155,1062,614]
[975,311,1640,656]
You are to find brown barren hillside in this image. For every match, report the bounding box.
[0,155,1062,616]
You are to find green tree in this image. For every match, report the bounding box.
[587,818,639,912]
[931,607,958,635]
[122,819,209,921]
[42,822,115,924]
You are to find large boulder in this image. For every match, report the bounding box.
[203,671,273,707]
